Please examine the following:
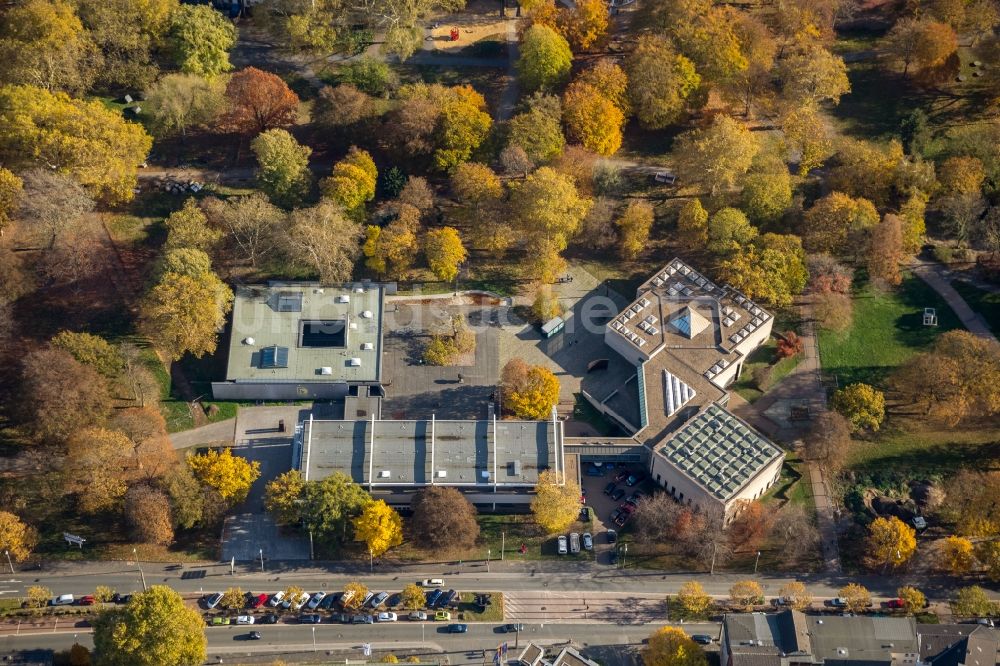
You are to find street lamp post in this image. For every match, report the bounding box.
[501,531,505,561]
[710,544,717,575]
[622,544,627,570]
[259,548,264,573]
[4,550,13,575]
[754,550,761,574]
[312,626,316,652]
[133,548,147,591]
[369,548,373,574]
[487,549,491,573]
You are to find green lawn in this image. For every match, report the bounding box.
[817,273,962,389]
[732,339,803,403]
[951,280,1000,337]
[572,394,625,436]
[846,425,1000,474]
[456,592,504,622]
[761,456,814,510]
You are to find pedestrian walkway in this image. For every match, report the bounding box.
[168,418,236,450]
[910,259,998,343]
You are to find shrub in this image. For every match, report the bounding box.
[814,291,853,332]
[752,365,774,391]
[933,245,954,263]
[776,331,804,358]
[338,57,397,96]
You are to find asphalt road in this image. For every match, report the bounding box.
[0,621,720,663]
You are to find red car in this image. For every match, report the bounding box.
[76,595,95,606]
[885,598,905,609]
[620,502,636,514]
[250,593,268,609]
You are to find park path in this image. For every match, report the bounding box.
[910,258,998,343]
[169,418,237,450]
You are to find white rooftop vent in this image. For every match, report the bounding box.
[350,322,358,329]
[320,366,333,375]
[314,288,324,294]
[337,295,350,303]
[243,337,255,345]
[361,342,374,350]
[437,470,447,478]
[379,470,391,478]
[349,358,362,367]
[354,287,365,293]
[361,310,373,319]
[481,471,490,479]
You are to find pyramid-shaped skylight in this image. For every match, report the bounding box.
[669,306,709,339]
[663,369,696,416]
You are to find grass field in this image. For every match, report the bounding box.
[732,339,803,403]
[456,592,504,622]
[951,279,1000,337]
[846,424,1000,475]
[817,273,961,389]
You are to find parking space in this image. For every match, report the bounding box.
[580,462,652,565]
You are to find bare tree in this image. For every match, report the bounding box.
[281,201,364,282]
[632,493,683,546]
[203,193,284,267]
[16,169,95,249]
[771,505,820,562]
[804,410,853,473]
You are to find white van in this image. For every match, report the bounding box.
[570,533,581,554]
[420,579,445,587]
[557,535,568,555]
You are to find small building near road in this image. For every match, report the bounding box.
[212,282,386,401]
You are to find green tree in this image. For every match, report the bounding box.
[168,5,236,76]
[0,85,152,204]
[0,0,95,94]
[50,331,122,377]
[501,358,561,420]
[0,511,38,562]
[677,199,709,249]
[338,57,397,96]
[251,129,313,208]
[562,81,624,156]
[424,227,467,282]
[832,383,886,432]
[676,581,712,617]
[626,34,701,129]
[530,469,581,533]
[264,470,306,526]
[674,116,761,195]
[616,201,655,260]
[642,626,708,666]
[517,24,573,92]
[321,147,378,216]
[146,73,227,140]
[708,208,757,255]
[164,198,222,252]
[507,94,565,164]
[718,238,805,308]
[92,585,206,666]
[951,586,994,617]
[141,270,233,360]
[866,516,916,569]
[742,170,792,226]
[187,448,261,504]
[353,500,403,557]
[301,472,372,543]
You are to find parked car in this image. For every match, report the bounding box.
[360,592,375,607]
[610,508,624,523]
[627,492,644,506]
[111,593,132,604]
[621,502,636,514]
[614,512,630,527]
[609,549,619,565]
[885,598,905,609]
[211,617,230,626]
[497,624,524,633]
[570,532,581,554]
[913,516,927,530]
[250,593,269,609]
[426,589,444,607]
[258,613,279,624]
[585,464,603,477]
[582,533,593,551]
[607,529,617,544]
[692,635,714,645]
[615,470,629,483]
[440,590,458,608]
[377,612,398,622]
[339,590,355,609]
[247,631,262,640]
[290,591,311,611]
[603,482,617,495]
[370,592,390,608]
[828,598,847,608]
[330,613,351,624]
[388,593,402,607]
[236,615,255,625]
[203,593,223,610]
[611,488,626,501]
[351,614,374,624]
[306,592,326,610]
[434,611,452,621]
[267,591,285,608]
[626,473,645,487]
[579,506,591,522]
[75,595,95,606]
[299,614,322,624]
[421,579,444,587]
[447,623,468,633]
[409,611,428,621]
[319,594,338,610]
[557,535,568,555]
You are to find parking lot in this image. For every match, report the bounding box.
[579,462,652,565]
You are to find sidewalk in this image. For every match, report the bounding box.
[910,259,998,343]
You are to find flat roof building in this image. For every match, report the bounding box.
[212,283,385,400]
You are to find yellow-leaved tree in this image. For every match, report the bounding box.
[839,583,872,613]
[0,511,38,562]
[501,358,561,420]
[897,586,926,614]
[777,581,811,611]
[321,147,377,217]
[353,500,403,557]
[141,270,233,361]
[642,626,708,666]
[941,535,975,573]
[530,470,581,534]
[562,81,624,156]
[342,582,369,610]
[424,227,467,282]
[401,584,426,610]
[729,580,764,611]
[187,448,261,505]
[676,581,712,618]
[866,516,916,569]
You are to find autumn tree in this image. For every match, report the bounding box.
[814,289,852,330]
[252,129,313,208]
[313,84,375,137]
[677,199,709,250]
[205,193,285,267]
[729,580,764,611]
[363,205,420,278]
[145,74,227,139]
[224,67,299,135]
[676,581,713,618]
[556,0,609,50]
[899,190,928,254]
[501,358,561,420]
[642,626,708,666]
[26,586,52,609]
[124,485,174,546]
[321,147,378,216]
[828,138,904,207]
[63,428,136,514]
[0,167,22,235]
[400,584,425,610]
[410,486,479,549]
[263,470,306,526]
[21,348,111,443]
[626,35,701,129]
[398,177,434,214]
[941,535,975,573]
[772,505,821,563]
[18,167,96,248]
[164,199,222,252]
[168,4,236,76]
[801,192,879,254]
[530,470,581,534]
[301,473,371,543]
[0,511,38,562]
[897,586,926,614]
[578,61,630,115]
[868,214,904,287]
[724,13,778,117]
[866,516,917,569]
[939,156,985,195]
[839,583,872,613]
[709,207,758,256]
[341,582,369,610]
[396,83,492,171]
[51,331,122,377]
[742,169,792,226]
[882,18,957,76]
[424,227,467,282]
[283,201,363,282]
[450,162,510,253]
[507,93,565,164]
[951,586,994,617]
[781,103,834,175]
[832,383,885,432]
[187,448,261,505]
[616,201,655,260]
[804,411,852,473]
[518,25,573,92]
[777,582,811,610]
[141,269,233,361]
[674,116,761,195]
[93,585,206,666]
[0,0,95,94]
[0,85,152,204]
[353,500,402,557]
[777,43,850,105]
[562,81,624,156]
